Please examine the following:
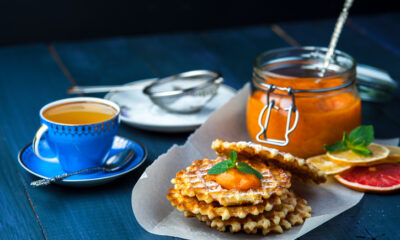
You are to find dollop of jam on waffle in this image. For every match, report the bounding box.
[207,168,261,191]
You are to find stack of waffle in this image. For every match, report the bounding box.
[167,139,327,235]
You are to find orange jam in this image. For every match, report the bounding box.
[209,168,261,191]
[247,47,361,158]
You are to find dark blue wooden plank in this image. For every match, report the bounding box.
[125,33,242,89]
[51,38,155,86]
[274,19,400,240]
[0,44,71,239]
[350,13,400,57]
[348,12,400,128]
[198,26,289,85]
[123,26,288,91]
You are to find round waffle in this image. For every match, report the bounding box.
[194,192,311,235]
[167,187,289,220]
[171,157,291,206]
[212,139,327,184]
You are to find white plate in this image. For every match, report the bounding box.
[104,79,236,132]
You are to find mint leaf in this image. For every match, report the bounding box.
[230,151,237,165]
[207,151,263,179]
[237,162,263,179]
[342,132,350,148]
[351,148,372,156]
[207,160,234,175]
[208,151,238,175]
[325,125,375,156]
[342,132,348,142]
[350,144,372,156]
[324,141,348,152]
[348,125,374,146]
[351,137,365,146]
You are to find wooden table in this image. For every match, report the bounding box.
[1,13,399,240]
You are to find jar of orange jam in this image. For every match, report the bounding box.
[247,47,361,158]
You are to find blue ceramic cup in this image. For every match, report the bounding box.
[32,97,120,173]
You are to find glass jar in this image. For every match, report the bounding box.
[246,47,361,158]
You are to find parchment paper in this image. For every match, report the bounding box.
[131,84,398,240]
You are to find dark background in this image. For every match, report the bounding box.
[0,0,399,46]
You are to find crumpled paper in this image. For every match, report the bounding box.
[131,84,398,240]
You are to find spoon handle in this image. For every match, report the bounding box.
[321,0,354,76]
[67,78,157,94]
[67,85,144,94]
[30,167,103,187]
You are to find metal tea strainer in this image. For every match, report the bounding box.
[68,70,223,113]
[142,70,223,113]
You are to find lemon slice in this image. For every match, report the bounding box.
[307,154,351,175]
[327,143,389,166]
[386,145,400,163]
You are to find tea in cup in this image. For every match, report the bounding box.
[32,97,120,173]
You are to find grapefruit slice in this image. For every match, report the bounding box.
[307,154,351,175]
[334,163,400,192]
[327,143,389,166]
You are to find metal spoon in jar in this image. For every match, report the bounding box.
[319,0,354,77]
[30,149,135,187]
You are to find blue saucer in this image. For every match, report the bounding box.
[18,136,147,187]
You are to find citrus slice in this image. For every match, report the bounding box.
[307,154,351,175]
[386,145,400,162]
[334,163,400,192]
[327,143,389,166]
